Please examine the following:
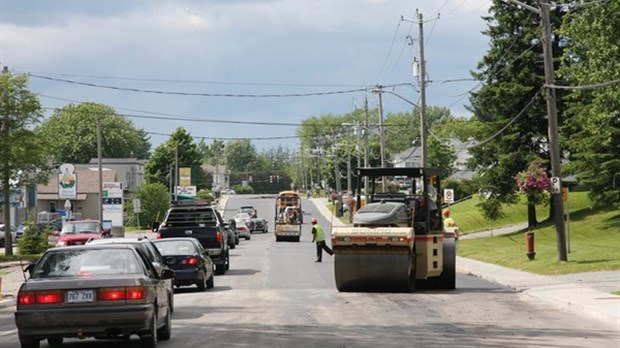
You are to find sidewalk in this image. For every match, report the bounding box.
[311,197,620,330]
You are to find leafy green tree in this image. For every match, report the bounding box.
[144,127,209,191]
[1,70,51,255]
[224,139,257,173]
[558,1,620,207]
[37,102,151,163]
[467,0,566,222]
[126,183,169,228]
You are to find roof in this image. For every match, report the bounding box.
[38,169,117,194]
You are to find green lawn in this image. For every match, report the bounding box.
[458,203,620,275]
[449,191,594,234]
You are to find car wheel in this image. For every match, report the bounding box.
[19,336,40,348]
[0,238,4,248]
[225,251,230,270]
[215,263,226,275]
[140,309,157,348]
[157,307,172,341]
[206,273,214,288]
[47,338,63,346]
[246,235,251,240]
[235,236,240,245]
[196,271,207,291]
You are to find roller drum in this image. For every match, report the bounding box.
[334,253,415,292]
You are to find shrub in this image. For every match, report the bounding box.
[17,221,50,254]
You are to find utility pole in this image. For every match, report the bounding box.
[363,97,370,194]
[417,10,428,167]
[174,143,179,201]
[1,67,13,255]
[376,85,386,169]
[97,117,103,223]
[504,0,567,261]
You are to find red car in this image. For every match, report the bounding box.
[55,220,108,247]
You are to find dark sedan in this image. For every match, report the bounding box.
[14,244,174,348]
[250,218,269,233]
[153,238,215,291]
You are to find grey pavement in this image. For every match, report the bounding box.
[2,196,618,332]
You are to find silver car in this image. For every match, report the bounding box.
[14,244,174,348]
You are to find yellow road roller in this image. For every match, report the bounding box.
[331,167,458,292]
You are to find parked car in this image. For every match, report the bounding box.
[87,236,175,312]
[222,189,236,195]
[0,224,17,247]
[14,244,174,348]
[55,220,108,247]
[153,238,215,291]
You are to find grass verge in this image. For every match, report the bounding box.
[458,205,620,275]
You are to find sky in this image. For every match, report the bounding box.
[0,0,492,153]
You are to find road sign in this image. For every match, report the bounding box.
[133,198,141,213]
[551,177,561,194]
[444,188,455,204]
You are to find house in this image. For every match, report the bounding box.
[202,164,231,192]
[36,158,146,222]
[391,132,478,180]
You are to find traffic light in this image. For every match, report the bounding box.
[269,175,274,183]
[276,175,280,183]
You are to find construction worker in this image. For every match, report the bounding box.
[310,217,333,262]
[443,209,456,227]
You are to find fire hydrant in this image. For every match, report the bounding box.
[525,230,536,260]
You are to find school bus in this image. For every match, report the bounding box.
[274,191,302,242]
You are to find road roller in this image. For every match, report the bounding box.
[331,167,458,292]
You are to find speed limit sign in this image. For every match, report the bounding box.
[444,189,455,204]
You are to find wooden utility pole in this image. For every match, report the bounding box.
[1,67,13,255]
[503,0,567,261]
[417,10,428,168]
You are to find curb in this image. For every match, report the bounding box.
[457,256,620,330]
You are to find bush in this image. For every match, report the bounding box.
[233,185,254,194]
[17,221,50,255]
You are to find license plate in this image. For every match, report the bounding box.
[67,290,94,303]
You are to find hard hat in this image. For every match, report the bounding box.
[310,217,317,224]
[443,209,450,217]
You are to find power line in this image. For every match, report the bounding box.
[30,73,411,98]
[546,78,620,90]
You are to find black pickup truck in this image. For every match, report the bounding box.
[153,202,230,275]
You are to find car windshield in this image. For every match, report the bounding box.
[61,222,101,234]
[31,248,143,278]
[234,213,250,220]
[154,240,196,256]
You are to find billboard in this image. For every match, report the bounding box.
[179,167,192,186]
[58,163,77,199]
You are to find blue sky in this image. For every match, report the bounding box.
[0,0,492,152]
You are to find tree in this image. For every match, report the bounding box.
[224,139,257,173]
[467,0,566,222]
[1,69,52,255]
[37,102,151,163]
[126,183,169,228]
[558,1,620,207]
[144,127,209,192]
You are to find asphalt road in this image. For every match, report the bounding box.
[0,195,617,347]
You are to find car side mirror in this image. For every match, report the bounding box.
[24,263,35,277]
[151,222,160,233]
[161,269,175,280]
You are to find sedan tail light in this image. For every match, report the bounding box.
[181,257,200,265]
[98,286,145,301]
[18,290,64,305]
[216,231,222,243]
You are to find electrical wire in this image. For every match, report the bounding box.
[546,78,620,90]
